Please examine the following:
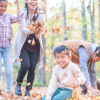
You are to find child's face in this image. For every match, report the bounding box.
[26,0,38,10]
[0,1,8,14]
[55,51,70,69]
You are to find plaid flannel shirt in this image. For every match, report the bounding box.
[0,13,23,47]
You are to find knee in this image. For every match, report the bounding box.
[30,64,36,72]
[6,70,13,76]
[41,96,46,100]
[22,63,30,71]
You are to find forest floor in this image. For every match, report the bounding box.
[0,86,100,100]
[0,86,47,100]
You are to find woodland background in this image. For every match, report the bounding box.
[1,0,100,88]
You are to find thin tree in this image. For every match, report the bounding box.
[62,0,67,40]
[38,0,46,85]
[87,0,95,43]
[81,0,87,41]
[99,0,100,44]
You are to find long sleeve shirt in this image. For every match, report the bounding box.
[78,43,98,87]
[45,61,86,100]
[0,13,23,47]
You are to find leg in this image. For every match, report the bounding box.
[41,88,60,100]
[17,48,30,83]
[26,51,39,90]
[15,48,30,95]
[0,48,3,82]
[80,84,87,94]
[52,88,72,100]
[3,44,13,93]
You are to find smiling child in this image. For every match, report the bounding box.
[42,45,86,100]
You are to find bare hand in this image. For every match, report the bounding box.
[73,80,80,88]
[14,0,19,4]
[90,88,100,97]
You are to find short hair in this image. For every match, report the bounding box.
[53,45,71,57]
[95,46,100,58]
[0,0,7,2]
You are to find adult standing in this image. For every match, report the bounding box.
[59,40,100,96]
[14,0,45,96]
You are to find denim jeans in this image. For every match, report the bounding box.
[42,88,73,100]
[0,43,13,92]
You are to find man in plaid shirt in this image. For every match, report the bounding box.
[0,0,23,94]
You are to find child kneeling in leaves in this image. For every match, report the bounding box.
[42,45,86,100]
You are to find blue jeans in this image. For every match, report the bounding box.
[42,88,73,100]
[0,43,13,92]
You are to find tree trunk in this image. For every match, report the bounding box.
[81,0,87,41]
[62,0,67,40]
[38,0,46,85]
[93,0,95,42]
[87,0,95,43]
[99,0,100,44]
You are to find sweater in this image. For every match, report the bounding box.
[45,61,86,100]
[14,8,45,69]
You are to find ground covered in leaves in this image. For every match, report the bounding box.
[0,86,100,100]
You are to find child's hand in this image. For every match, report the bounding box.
[73,80,80,88]
[14,0,19,5]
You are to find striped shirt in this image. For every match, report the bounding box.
[0,13,23,47]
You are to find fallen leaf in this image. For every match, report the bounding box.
[8,2,12,6]
[19,24,22,28]
[27,82,31,86]
[18,59,22,62]
[32,38,35,45]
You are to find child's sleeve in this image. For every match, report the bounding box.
[45,67,58,100]
[9,13,24,24]
[73,64,86,85]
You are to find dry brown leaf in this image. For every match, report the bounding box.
[19,24,22,28]
[8,2,12,6]
[32,38,35,45]
[27,82,31,86]
[18,59,22,62]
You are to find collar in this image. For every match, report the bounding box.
[0,13,6,16]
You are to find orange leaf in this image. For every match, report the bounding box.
[32,38,35,45]
[19,24,22,28]
[45,67,49,73]
[32,92,38,97]
[27,82,31,86]
[14,19,18,23]
[23,80,27,82]
[18,59,22,62]
[8,58,9,63]
[47,52,52,56]
[8,2,12,6]
[44,64,47,67]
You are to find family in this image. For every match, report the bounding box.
[0,0,100,100]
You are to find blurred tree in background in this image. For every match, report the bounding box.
[1,0,100,87]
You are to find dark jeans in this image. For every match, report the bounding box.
[17,47,39,90]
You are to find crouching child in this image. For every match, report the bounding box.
[42,45,86,100]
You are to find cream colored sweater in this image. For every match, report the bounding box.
[14,8,45,69]
[46,61,86,100]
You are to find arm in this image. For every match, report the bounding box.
[35,13,45,39]
[73,64,86,85]
[45,68,58,100]
[88,63,97,88]
[78,47,98,93]
[10,0,23,23]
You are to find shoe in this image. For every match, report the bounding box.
[81,84,87,94]
[15,83,22,96]
[25,89,30,96]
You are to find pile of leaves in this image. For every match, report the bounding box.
[0,86,100,100]
[0,86,47,100]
